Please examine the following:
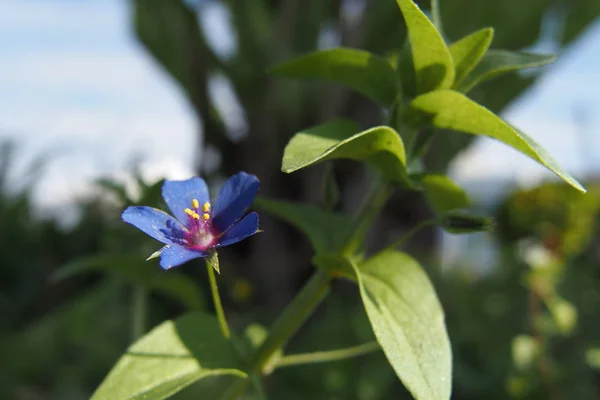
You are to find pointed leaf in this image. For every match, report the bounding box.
[395,0,454,93]
[52,254,204,310]
[419,174,471,214]
[282,119,409,185]
[254,197,353,253]
[271,48,399,105]
[456,50,556,93]
[449,28,494,88]
[92,313,247,400]
[353,251,451,400]
[409,90,585,192]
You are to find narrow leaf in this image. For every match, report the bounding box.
[395,0,454,93]
[353,251,452,400]
[271,48,399,105]
[92,313,247,400]
[449,28,494,88]
[419,174,471,214]
[254,197,353,253]
[409,90,585,192]
[53,255,204,310]
[457,50,556,93]
[282,119,409,185]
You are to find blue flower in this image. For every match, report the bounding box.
[122,172,260,269]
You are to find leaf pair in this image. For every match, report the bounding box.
[273,0,582,192]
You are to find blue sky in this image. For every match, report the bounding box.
[0,0,599,210]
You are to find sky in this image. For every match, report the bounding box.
[0,0,599,212]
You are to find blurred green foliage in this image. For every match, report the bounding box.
[2,0,600,398]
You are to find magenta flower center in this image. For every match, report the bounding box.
[184,199,218,250]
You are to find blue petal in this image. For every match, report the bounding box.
[162,177,209,225]
[214,212,259,248]
[159,245,208,270]
[212,172,259,233]
[122,206,188,245]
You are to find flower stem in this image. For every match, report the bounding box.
[384,218,437,253]
[131,285,148,342]
[274,341,380,369]
[206,252,230,339]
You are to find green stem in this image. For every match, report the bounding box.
[224,177,393,399]
[431,0,443,32]
[384,219,437,253]
[206,252,231,339]
[275,341,380,369]
[340,179,392,256]
[222,270,331,399]
[254,270,331,373]
[131,285,148,341]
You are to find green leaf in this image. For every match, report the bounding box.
[254,197,353,253]
[282,119,409,185]
[456,50,556,93]
[395,0,454,93]
[53,254,204,310]
[419,174,471,214]
[449,28,494,88]
[92,313,247,400]
[409,90,585,192]
[353,251,451,400]
[271,48,399,105]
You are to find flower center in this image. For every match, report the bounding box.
[183,199,216,250]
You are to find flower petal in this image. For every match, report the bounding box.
[212,172,259,232]
[159,245,208,270]
[162,177,210,225]
[122,206,188,246]
[214,212,260,248]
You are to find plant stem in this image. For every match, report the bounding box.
[254,270,331,372]
[131,285,148,342]
[222,270,331,399]
[384,219,437,253]
[340,179,392,256]
[431,0,443,32]
[224,177,393,399]
[275,341,380,369]
[206,252,231,339]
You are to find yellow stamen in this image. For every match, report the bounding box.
[203,202,211,212]
[184,208,200,219]
[192,199,200,209]
[203,213,210,221]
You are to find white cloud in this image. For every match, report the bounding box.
[0,0,200,212]
[0,0,125,33]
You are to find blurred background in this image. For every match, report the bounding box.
[1,0,599,399]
